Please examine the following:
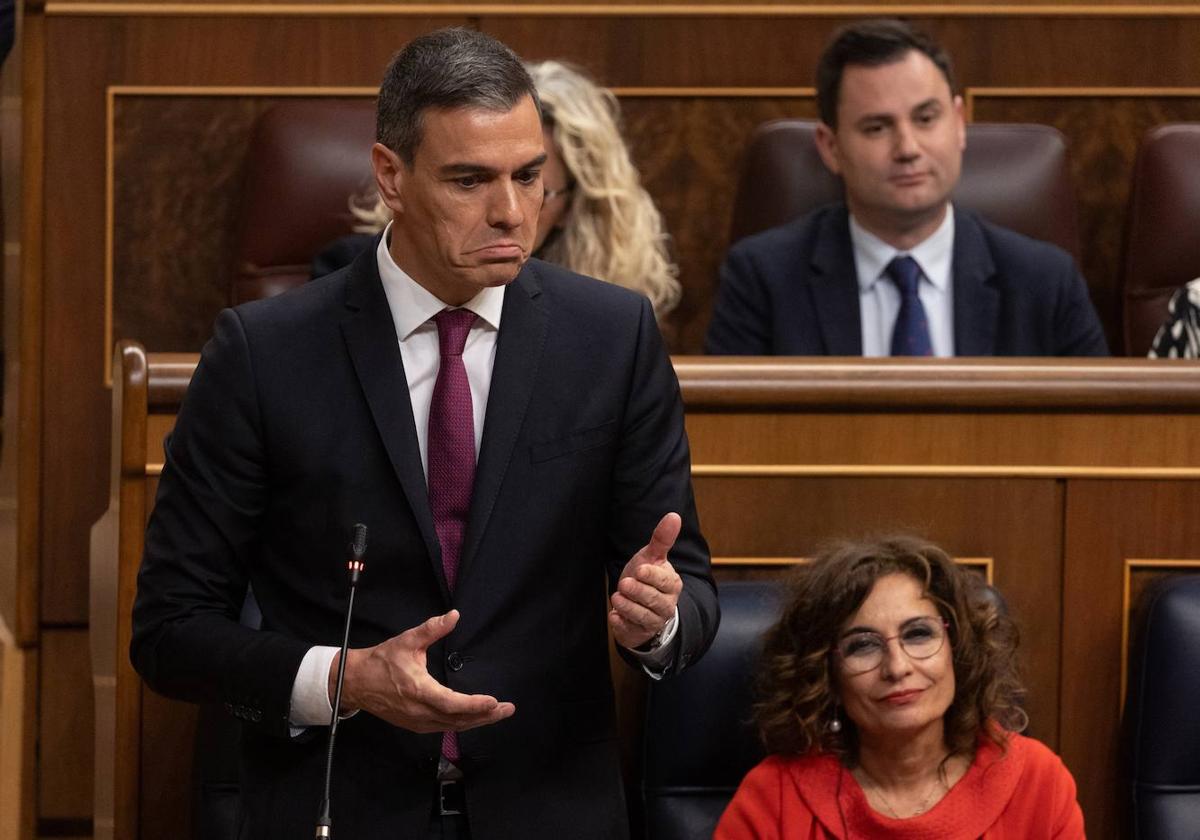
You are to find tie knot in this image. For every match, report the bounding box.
[433,309,477,357]
[886,256,922,297]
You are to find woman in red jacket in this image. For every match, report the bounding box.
[715,536,1085,839]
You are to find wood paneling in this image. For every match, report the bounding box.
[696,476,1063,745]
[38,630,94,820]
[139,691,197,840]
[90,352,1200,840]
[35,1,1200,11]
[689,412,1200,469]
[0,641,37,840]
[1061,480,1200,838]
[112,95,347,352]
[17,6,46,648]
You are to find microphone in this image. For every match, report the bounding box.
[315,523,368,839]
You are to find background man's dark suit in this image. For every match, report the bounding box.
[705,204,1109,356]
[131,248,719,840]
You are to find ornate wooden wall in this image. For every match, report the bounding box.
[17,2,1200,838]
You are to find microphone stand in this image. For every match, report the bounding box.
[315,524,367,840]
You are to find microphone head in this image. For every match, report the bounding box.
[351,523,368,559]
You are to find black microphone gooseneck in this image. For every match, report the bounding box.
[315,523,368,840]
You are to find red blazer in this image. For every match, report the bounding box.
[715,732,1086,839]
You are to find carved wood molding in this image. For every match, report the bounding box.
[43,2,1200,18]
[674,357,1200,409]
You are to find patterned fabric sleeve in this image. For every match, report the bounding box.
[1149,277,1200,359]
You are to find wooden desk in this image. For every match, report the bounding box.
[92,348,1200,839]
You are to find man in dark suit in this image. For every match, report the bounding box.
[706,19,1108,357]
[131,29,718,840]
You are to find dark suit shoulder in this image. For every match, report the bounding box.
[520,258,650,330]
[707,204,853,356]
[211,256,378,386]
[233,257,359,338]
[955,208,1108,356]
[965,211,1076,279]
[726,204,847,266]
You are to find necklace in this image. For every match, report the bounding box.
[857,766,948,819]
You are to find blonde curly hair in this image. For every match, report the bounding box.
[354,60,681,318]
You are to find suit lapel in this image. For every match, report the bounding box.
[458,265,548,584]
[809,207,863,355]
[951,208,1000,356]
[339,253,444,588]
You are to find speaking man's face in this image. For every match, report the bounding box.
[815,50,965,247]
[375,94,546,305]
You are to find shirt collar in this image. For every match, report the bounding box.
[375,222,506,340]
[851,204,956,292]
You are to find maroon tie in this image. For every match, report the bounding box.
[427,308,477,763]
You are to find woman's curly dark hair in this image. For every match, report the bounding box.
[754,535,1026,767]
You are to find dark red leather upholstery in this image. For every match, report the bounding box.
[232,100,376,306]
[728,120,1081,263]
[1121,124,1200,356]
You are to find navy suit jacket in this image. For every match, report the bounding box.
[131,249,719,839]
[705,204,1109,356]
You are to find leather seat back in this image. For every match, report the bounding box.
[728,119,1081,263]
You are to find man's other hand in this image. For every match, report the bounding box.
[332,610,515,733]
[609,512,684,651]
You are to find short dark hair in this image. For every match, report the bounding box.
[815,19,956,128]
[754,535,1026,766]
[376,27,539,165]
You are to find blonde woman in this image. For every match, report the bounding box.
[313,60,681,318]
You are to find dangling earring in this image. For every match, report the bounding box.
[827,706,842,734]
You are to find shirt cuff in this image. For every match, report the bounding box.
[629,605,680,681]
[288,645,357,735]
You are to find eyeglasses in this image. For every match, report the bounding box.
[834,617,949,675]
[544,184,573,201]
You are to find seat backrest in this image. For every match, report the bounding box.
[1124,574,1200,838]
[728,120,1081,263]
[232,99,376,305]
[642,580,783,840]
[1121,124,1200,356]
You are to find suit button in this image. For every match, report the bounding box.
[446,652,464,672]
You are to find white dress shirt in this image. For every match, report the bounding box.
[289,227,676,727]
[852,206,956,357]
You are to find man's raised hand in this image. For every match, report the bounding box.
[609,513,684,651]
[333,610,515,733]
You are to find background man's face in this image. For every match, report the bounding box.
[815,50,965,244]
[384,94,545,305]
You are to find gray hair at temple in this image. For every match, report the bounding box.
[376,27,540,165]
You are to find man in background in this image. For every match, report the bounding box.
[706,18,1108,357]
[132,28,718,840]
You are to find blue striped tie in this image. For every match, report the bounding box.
[886,256,933,356]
